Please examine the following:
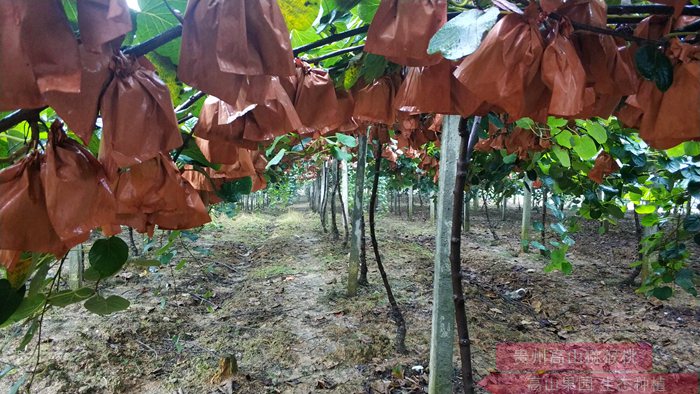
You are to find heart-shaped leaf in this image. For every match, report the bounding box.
[88,237,129,279]
[279,0,321,31]
[48,288,95,307]
[84,295,130,316]
[428,7,499,60]
[572,135,597,160]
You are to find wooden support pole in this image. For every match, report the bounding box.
[428,115,460,394]
[347,131,368,297]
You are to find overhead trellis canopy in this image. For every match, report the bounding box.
[1,0,700,252]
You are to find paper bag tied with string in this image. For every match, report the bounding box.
[193,97,255,150]
[194,136,243,165]
[334,89,359,133]
[454,6,548,122]
[0,153,68,257]
[195,76,302,148]
[365,0,447,66]
[99,54,183,176]
[41,121,116,247]
[0,0,81,110]
[77,0,132,52]
[150,154,212,231]
[541,19,587,117]
[292,60,340,134]
[353,76,399,126]
[395,60,452,115]
[573,34,638,119]
[45,45,114,144]
[110,154,210,237]
[238,76,303,144]
[179,0,294,104]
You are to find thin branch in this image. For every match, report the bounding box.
[608,4,700,16]
[123,25,183,58]
[27,255,68,392]
[293,26,369,56]
[608,16,646,24]
[306,45,364,64]
[175,91,205,113]
[369,140,406,354]
[0,108,45,134]
[172,128,195,162]
[549,13,665,46]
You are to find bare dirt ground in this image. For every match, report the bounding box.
[1,201,698,393]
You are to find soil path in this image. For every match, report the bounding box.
[0,203,698,394]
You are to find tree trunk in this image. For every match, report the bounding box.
[429,191,436,223]
[521,179,532,252]
[359,213,368,286]
[347,132,368,297]
[397,191,402,217]
[621,211,646,286]
[428,115,459,394]
[449,117,480,394]
[482,194,499,241]
[463,193,471,232]
[315,175,322,213]
[128,227,139,256]
[472,189,479,211]
[599,189,609,233]
[68,244,84,290]
[541,188,548,245]
[337,161,349,247]
[309,183,315,212]
[408,185,414,221]
[370,141,407,353]
[501,195,507,221]
[340,159,350,246]
[330,161,340,240]
[320,163,329,232]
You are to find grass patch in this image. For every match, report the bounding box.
[249,263,295,279]
[238,329,297,369]
[211,213,272,247]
